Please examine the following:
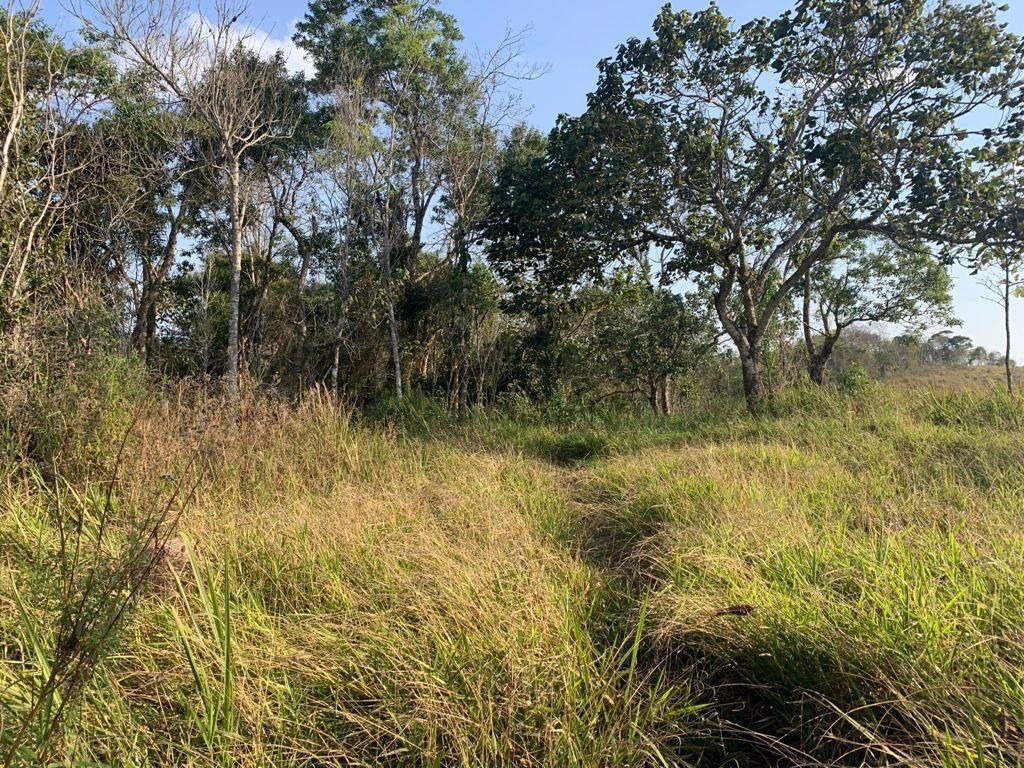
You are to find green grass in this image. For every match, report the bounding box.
[2,378,1024,766]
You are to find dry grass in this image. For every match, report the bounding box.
[2,363,1024,766]
[884,364,1013,391]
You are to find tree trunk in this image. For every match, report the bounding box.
[387,294,403,400]
[131,205,183,366]
[458,322,470,413]
[132,260,153,363]
[477,363,488,407]
[330,287,348,402]
[330,342,342,399]
[714,270,769,411]
[295,241,311,394]
[380,243,403,400]
[455,237,471,412]
[659,375,673,416]
[803,274,841,386]
[1005,260,1014,396]
[225,156,244,415]
[801,274,816,383]
[279,214,315,394]
[198,260,214,379]
[133,278,164,366]
[331,192,355,403]
[647,379,660,414]
[808,354,827,386]
[807,335,838,385]
[246,217,277,381]
[739,346,766,408]
[144,290,157,360]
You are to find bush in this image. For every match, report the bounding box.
[837,361,871,394]
[5,353,150,477]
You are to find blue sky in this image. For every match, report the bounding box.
[42,0,1024,352]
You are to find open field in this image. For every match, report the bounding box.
[883,365,1016,392]
[4,0,1024,764]
[2,368,1023,767]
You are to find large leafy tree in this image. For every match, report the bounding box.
[486,0,1024,408]
[296,0,468,279]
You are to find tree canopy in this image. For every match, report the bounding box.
[486,0,1024,404]
[1,0,1021,413]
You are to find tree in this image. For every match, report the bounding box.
[194,47,295,411]
[486,0,1024,408]
[259,92,329,393]
[297,0,473,399]
[802,240,955,384]
[86,66,201,366]
[970,140,1024,395]
[79,0,295,414]
[296,0,470,275]
[435,31,534,410]
[591,273,719,414]
[0,2,113,329]
[367,101,408,399]
[977,249,1023,393]
[925,330,976,366]
[319,59,375,400]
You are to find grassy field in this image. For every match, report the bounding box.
[2,367,1024,766]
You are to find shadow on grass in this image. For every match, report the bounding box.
[533,431,617,466]
[369,397,1024,766]
[555,469,984,767]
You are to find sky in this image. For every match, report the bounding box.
[39,0,1024,352]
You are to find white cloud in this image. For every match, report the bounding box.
[183,14,314,77]
[241,19,314,77]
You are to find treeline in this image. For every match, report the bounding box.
[1,0,1023,414]
[837,329,1017,376]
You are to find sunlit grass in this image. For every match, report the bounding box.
[2,373,1023,766]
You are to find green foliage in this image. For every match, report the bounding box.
[486,0,1024,405]
[295,0,464,91]
[837,360,871,394]
[590,273,718,397]
[809,241,957,334]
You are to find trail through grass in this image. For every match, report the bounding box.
[2,382,1023,766]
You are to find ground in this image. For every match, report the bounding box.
[2,371,1023,766]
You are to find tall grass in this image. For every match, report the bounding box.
[2,365,1023,766]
